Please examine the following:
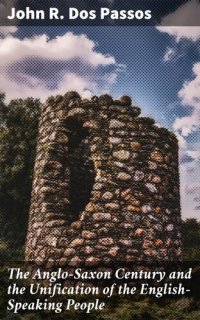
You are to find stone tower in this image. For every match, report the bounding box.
[25,92,182,267]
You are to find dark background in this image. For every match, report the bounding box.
[0,0,198,26]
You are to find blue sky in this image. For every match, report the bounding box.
[0,22,200,220]
[11,25,199,125]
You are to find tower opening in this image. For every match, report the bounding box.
[66,119,95,222]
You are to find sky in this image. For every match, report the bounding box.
[0,2,200,220]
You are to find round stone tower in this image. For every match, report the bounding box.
[25,92,182,267]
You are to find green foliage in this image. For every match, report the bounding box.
[182,219,200,261]
[1,296,200,320]
[0,94,41,248]
[97,297,200,320]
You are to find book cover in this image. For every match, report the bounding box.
[0,1,199,319]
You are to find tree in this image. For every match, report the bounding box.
[0,95,41,249]
[182,218,200,260]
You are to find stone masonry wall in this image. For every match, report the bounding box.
[25,92,182,267]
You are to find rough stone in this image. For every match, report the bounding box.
[117,172,131,181]
[102,192,113,200]
[130,142,141,150]
[131,200,140,206]
[155,207,162,214]
[155,239,163,247]
[99,238,114,246]
[85,256,101,266]
[148,161,158,170]
[108,246,119,257]
[109,120,126,128]
[113,150,130,160]
[105,203,120,210]
[127,205,141,212]
[58,238,69,247]
[166,224,174,231]
[121,188,132,199]
[152,176,161,184]
[69,256,82,266]
[82,231,97,239]
[81,246,94,255]
[142,205,152,213]
[94,183,104,190]
[150,151,163,162]
[109,137,122,144]
[68,108,86,117]
[85,203,100,212]
[134,170,145,181]
[25,93,182,265]
[125,255,135,262]
[71,221,83,230]
[93,213,112,221]
[46,237,57,247]
[145,183,157,193]
[143,240,153,249]
[84,120,98,129]
[32,222,43,229]
[119,240,132,246]
[70,238,84,247]
[64,248,76,256]
[134,228,144,237]
[92,191,101,199]
[114,161,125,168]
